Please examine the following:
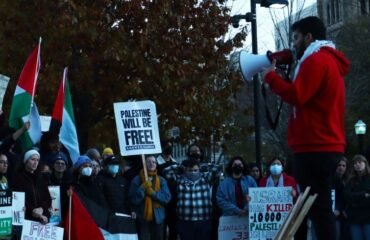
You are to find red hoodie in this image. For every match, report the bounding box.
[265,47,350,153]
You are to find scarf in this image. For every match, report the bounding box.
[266,174,284,187]
[293,40,336,81]
[140,169,161,221]
[0,175,8,191]
[235,179,244,209]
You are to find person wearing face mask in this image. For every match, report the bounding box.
[73,155,107,209]
[259,157,298,197]
[175,159,221,240]
[217,156,257,218]
[96,155,132,215]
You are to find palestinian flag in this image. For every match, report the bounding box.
[65,191,138,240]
[50,68,80,163]
[64,191,104,240]
[8,39,42,151]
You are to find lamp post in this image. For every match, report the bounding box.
[231,0,288,170]
[354,119,366,154]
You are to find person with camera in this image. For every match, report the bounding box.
[344,155,370,239]
[262,16,350,240]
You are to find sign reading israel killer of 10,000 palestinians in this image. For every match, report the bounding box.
[248,187,293,240]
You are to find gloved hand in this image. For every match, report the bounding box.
[141,180,152,190]
[145,187,155,196]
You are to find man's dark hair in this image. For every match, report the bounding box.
[292,16,327,40]
[183,158,200,169]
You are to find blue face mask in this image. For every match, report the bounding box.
[81,167,93,177]
[107,165,120,175]
[185,172,201,181]
[270,164,283,175]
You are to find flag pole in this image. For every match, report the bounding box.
[68,188,72,240]
[29,37,42,114]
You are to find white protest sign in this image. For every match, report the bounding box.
[21,220,64,240]
[48,186,62,225]
[12,191,25,226]
[0,74,10,110]
[218,216,248,240]
[249,187,293,240]
[0,190,12,237]
[114,101,161,156]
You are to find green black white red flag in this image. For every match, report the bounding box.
[50,68,80,163]
[8,39,42,151]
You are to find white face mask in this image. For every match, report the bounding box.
[107,165,120,175]
[270,164,283,175]
[81,167,93,177]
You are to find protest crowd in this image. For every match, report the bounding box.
[1,16,370,240]
[1,118,370,240]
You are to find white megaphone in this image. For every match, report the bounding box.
[239,49,293,82]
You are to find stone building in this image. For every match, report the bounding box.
[317,0,370,37]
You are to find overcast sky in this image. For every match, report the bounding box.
[226,0,317,53]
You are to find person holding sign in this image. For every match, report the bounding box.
[259,157,298,197]
[128,155,171,240]
[216,156,257,217]
[12,149,51,224]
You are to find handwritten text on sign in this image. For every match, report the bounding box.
[21,220,63,240]
[248,187,293,240]
[114,101,161,156]
[218,216,248,240]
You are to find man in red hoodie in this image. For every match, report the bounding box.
[262,16,350,240]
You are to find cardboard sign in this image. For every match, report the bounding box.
[0,190,12,236]
[21,220,64,240]
[114,101,161,156]
[218,216,248,240]
[249,187,293,240]
[48,186,62,225]
[12,192,25,226]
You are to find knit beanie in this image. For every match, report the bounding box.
[23,149,40,163]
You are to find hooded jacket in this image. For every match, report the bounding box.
[265,46,350,153]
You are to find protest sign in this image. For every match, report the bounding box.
[21,220,64,240]
[218,216,248,240]
[0,74,10,110]
[48,186,62,225]
[12,192,25,226]
[0,190,12,237]
[249,187,293,240]
[114,101,161,156]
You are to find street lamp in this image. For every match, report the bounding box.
[231,0,288,171]
[355,119,366,154]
